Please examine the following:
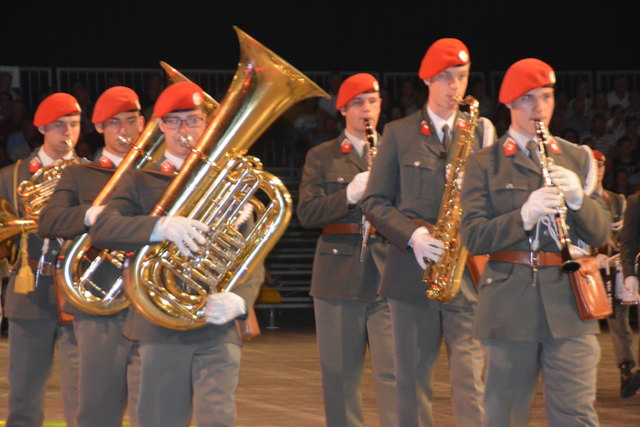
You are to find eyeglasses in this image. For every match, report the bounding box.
[162,116,205,130]
[104,117,139,129]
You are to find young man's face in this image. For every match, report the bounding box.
[159,108,207,159]
[341,92,381,136]
[507,87,555,137]
[424,63,470,115]
[38,114,81,159]
[96,111,144,157]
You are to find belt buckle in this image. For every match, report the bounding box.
[530,251,541,268]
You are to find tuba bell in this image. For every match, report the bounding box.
[123,26,329,330]
[55,62,219,315]
[422,96,480,302]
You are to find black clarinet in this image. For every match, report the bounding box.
[359,119,377,262]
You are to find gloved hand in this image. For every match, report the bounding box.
[624,276,639,296]
[520,187,563,230]
[611,219,624,232]
[234,203,254,229]
[409,227,445,269]
[595,253,608,270]
[84,205,105,227]
[205,292,247,325]
[151,216,209,257]
[548,164,583,209]
[346,171,370,204]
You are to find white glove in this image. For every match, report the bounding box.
[409,226,445,269]
[151,216,209,257]
[520,187,563,230]
[595,253,608,270]
[346,171,370,204]
[84,205,105,227]
[205,292,247,325]
[548,164,583,209]
[234,203,254,229]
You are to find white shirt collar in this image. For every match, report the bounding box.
[164,150,185,171]
[37,146,74,167]
[344,130,369,157]
[426,106,456,141]
[101,149,124,167]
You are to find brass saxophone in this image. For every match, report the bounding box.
[55,62,219,315]
[422,95,479,302]
[533,120,580,272]
[123,27,329,330]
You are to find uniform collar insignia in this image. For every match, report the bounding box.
[340,139,352,153]
[547,137,562,154]
[29,156,41,173]
[160,159,175,173]
[99,156,114,168]
[503,138,517,156]
[420,120,431,135]
[603,192,611,201]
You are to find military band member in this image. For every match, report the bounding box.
[460,58,610,426]
[617,187,640,398]
[90,81,262,427]
[360,39,494,426]
[0,93,81,426]
[39,86,145,427]
[297,73,397,427]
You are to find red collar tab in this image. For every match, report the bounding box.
[420,120,431,135]
[547,138,562,154]
[160,159,175,173]
[29,156,41,173]
[99,156,114,168]
[340,139,352,153]
[503,138,517,156]
[603,192,611,201]
[456,118,469,131]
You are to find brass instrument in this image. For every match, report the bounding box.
[56,62,219,316]
[422,96,479,302]
[533,120,580,273]
[359,118,376,262]
[124,26,329,330]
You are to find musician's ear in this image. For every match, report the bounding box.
[505,102,513,111]
[422,78,431,87]
[37,125,45,135]
[340,107,346,117]
[95,123,104,134]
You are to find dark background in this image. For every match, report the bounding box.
[3,1,639,74]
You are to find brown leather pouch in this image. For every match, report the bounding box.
[569,256,612,320]
[235,308,261,340]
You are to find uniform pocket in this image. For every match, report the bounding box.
[400,151,442,200]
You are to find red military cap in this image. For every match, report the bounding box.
[499,58,556,104]
[592,149,605,162]
[92,86,141,124]
[33,93,82,127]
[335,73,380,110]
[153,81,204,118]
[418,38,470,80]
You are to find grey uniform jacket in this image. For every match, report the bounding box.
[460,133,610,341]
[90,167,261,345]
[0,150,62,319]
[360,109,493,310]
[620,193,640,278]
[297,131,388,301]
[39,163,121,316]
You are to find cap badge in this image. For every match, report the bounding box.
[373,81,380,91]
[458,50,469,63]
[192,92,202,106]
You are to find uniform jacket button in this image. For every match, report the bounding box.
[486,277,493,284]
[506,183,513,189]
[337,177,344,182]
[331,248,338,254]
[413,161,421,167]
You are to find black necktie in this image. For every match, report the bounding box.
[442,124,451,150]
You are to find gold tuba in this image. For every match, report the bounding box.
[422,96,480,302]
[55,62,219,315]
[123,26,329,330]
